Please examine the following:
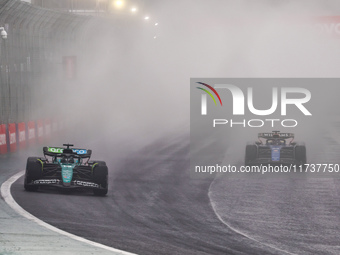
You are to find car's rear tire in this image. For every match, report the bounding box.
[92,161,108,196]
[24,157,42,192]
[92,161,106,166]
[245,145,257,166]
[295,145,307,166]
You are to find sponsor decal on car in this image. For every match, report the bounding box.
[33,179,60,184]
[61,166,73,183]
[47,147,87,155]
[72,149,87,155]
[73,180,99,188]
[48,147,63,153]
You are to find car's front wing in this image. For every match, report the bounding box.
[26,178,101,189]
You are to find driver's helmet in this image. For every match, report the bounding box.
[60,156,74,163]
[266,139,273,145]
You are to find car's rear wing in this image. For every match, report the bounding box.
[43,147,92,158]
[258,132,294,139]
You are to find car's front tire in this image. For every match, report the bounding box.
[92,161,108,196]
[245,144,257,166]
[295,145,307,166]
[24,157,42,192]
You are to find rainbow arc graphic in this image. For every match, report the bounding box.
[196,82,223,106]
[196,82,222,115]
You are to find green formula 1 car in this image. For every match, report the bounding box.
[24,144,108,196]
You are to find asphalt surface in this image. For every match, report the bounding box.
[210,129,340,255]
[10,130,340,255]
[11,136,285,255]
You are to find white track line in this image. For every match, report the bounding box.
[1,171,136,255]
[208,178,296,255]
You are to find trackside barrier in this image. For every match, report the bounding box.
[59,120,64,131]
[313,16,340,39]
[17,122,26,149]
[27,121,36,146]
[37,120,44,144]
[44,119,51,141]
[52,120,58,134]
[0,124,7,154]
[7,123,17,153]
[0,119,66,154]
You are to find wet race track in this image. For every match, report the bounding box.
[10,130,340,255]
